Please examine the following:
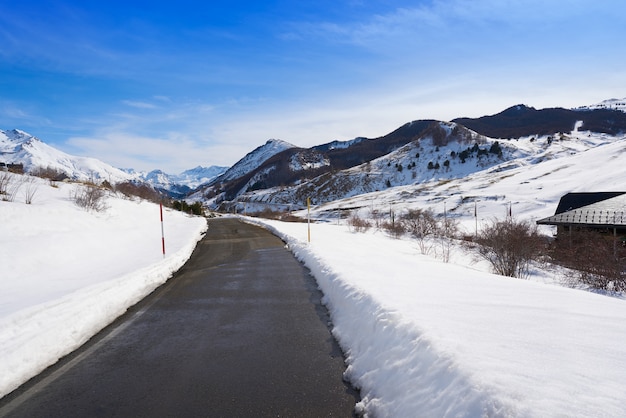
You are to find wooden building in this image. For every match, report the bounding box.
[537,192,626,241]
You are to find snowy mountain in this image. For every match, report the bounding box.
[215,138,296,183]
[192,101,626,212]
[575,97,626,112]
[215,121,626,213]
[129,166,228,198]
[176,165,228,188]
[1,129,228,196]
[453,103,626,137]
[0,129,135,183]
[189,138,297,201]
[306,129,626,227]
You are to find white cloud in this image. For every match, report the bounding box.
[65,130,247,174]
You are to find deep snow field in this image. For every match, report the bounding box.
[2,137,626,418]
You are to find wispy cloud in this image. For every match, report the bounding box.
[66,130,246,174]
[0,101,52,127]
[122,100,158,109]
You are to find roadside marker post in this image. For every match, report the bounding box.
[160,202,166,258]
[307,197,311,243]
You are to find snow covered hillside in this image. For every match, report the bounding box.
[237,123,624,213]
[0,173,207,398]
[304,130,626,234]
[576,97,626,112]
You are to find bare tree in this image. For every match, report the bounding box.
[475,217,544,278]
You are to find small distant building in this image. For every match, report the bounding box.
[0,162,24,173]
[537,192,626,241]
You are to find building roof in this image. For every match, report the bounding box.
[537,192,626,228]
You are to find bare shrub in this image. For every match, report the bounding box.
[436,215,459,263]
[401,208,438,254]
[381,219,407,238]
[2,173,23,202]
[249,208,306,222]
[475,217,544,278]
[550,229,626,292]
[31,166,68,185]
[23,176,39,204]
[0,171,11,196]
[115,181,162,203]
[348,213,371,233]
[368,209,385,230]
[72,184,107,212]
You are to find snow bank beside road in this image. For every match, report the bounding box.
[251,218,626,418]
[0,175,207,398]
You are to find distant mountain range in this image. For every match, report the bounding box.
[191,99,626,210]
[0,129,227,198]
[2,97,625,204]
[123,166,228,198]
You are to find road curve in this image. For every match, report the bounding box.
[0,217,359,417]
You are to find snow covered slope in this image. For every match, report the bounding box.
[0,129,135,183]
[237,122,620,211]
[576,97,626,112]
[305,130,626,235]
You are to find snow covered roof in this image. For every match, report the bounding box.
[537,192,626,227]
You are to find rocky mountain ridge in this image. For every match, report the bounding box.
[191,102,626,212]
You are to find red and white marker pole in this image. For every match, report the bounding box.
[160,202,166,257]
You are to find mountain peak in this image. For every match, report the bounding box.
[265,138,296,149]
[1,128,134,183]
[500,104,536,116]
[2,129,38,144]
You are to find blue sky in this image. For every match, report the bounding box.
[1,0,625,173]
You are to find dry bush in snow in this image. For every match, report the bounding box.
[71,184,107,212]
[475,217,544,278]
[348,213,371,233]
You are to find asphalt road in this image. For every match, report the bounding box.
[0,217,359,417]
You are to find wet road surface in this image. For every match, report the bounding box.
[0,217,359,417]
